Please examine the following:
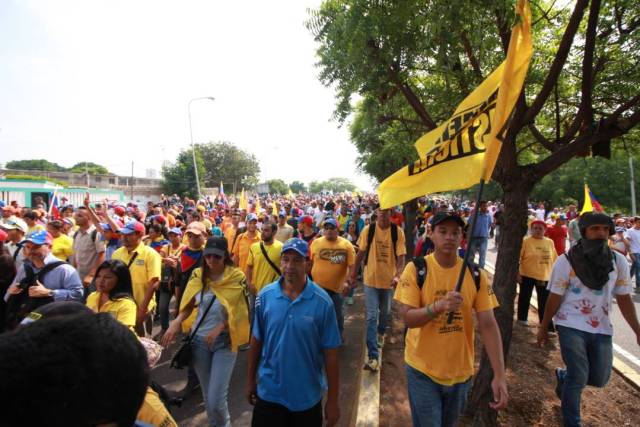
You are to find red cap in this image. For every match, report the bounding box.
[114,206,126,216]
[300,216,313,227]
[530,220,547,228]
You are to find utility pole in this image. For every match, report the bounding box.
[131,162,134,201]
[630,156,637,216]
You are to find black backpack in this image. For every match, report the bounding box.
[364,223,398,266]
[412,256,481,291]
[5,261,67,330]
[73,228,99,243]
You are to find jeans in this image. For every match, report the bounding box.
[251,398,322,427]
[517,277,553,330]
[557,325,612,427]
[406,364,471,427]
[467,237,488,268]
[326,290,344,338]
[632,253,640,287]
[364,285,392,360]
[191,336,238,427]
[158,287,172,331]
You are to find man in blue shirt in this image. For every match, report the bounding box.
[246,238,341,427]
[467,201,492,268]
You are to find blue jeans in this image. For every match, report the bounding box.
[467,237,488,268]
[406,364,471,427]
[557,325,612,427]
[364,285,392,360]
[632,253,640,286]
[327,291,344,338]
[191,336,238,427]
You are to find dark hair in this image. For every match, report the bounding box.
[23,210,38,221]
[202,240,234,281]
[47,220,64,230]
[95,260,136,302]
[264,222,278,233]
[0,312,149,427]
[149,223,168,239]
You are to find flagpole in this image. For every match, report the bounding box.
[447,178,486,324]
[48,186,59,218]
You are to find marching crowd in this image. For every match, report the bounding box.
[0,192,639,427]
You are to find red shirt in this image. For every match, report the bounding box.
[545,225,567,255]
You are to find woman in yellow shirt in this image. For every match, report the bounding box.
[518,219,558,329]
[86,260,138,330]
[46,220,74,261]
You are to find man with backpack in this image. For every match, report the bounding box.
[394,212,507,426]
[1,216,28,270]
[72,206,106,297]
[350,207,406,371]
[4,231,83,329]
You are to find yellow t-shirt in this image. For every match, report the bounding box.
[136,387,178,427]
[394,254,498,385]
[51,234,74,261]
[112,242,161,312]
[247,240,283,291]
[310,236,356,292]
[357,224,407,289]
[337,214,350,231]
[519,236,558,281]
[232,231,261,275]
[86,292,137,330]
[28,224,45,235]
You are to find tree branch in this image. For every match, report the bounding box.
[460,31,482,79]
[367,38,438,130]
[522,0,589,125]
[528,124,558,152]
[607,94,640,124]
[579,0,601,125]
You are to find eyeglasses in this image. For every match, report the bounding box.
[205,253,223,260]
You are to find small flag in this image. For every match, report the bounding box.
[219,182,225,195]
[580,184,604,215]
[49,191,61,219]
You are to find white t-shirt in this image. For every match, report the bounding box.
[535,208,546,221]
[547,251,631,335]
[624,227,640,253]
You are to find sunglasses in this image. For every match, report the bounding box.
[204,253,223,260]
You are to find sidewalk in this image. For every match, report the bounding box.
[151,286,366,426]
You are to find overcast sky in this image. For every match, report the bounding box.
[0,0,375,191]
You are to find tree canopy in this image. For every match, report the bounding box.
[289,180,307,193]
[308,177,357,193]
[197,141,261,191]
[161,148,205,199]
[5,159,111,175]
[266,179,290,195]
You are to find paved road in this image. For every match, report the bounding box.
[150,287,366,426]
[483,240,640,376]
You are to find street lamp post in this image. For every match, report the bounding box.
[188,96,215,199]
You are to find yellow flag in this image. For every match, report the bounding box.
[580,183,604,215]
[239,189,248,210]
[288,188,294,200]
[255,197,262,213]
[378,0,532,209]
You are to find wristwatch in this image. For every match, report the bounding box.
[48,289,55,298]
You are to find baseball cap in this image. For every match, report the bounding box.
[300,216,313,227]
[185,221,206,236]
[23,230,53,246]
[114,206,126,216]
[99,223,117,233]
[530,219,547,228]
[120,221,145,235]
[0,229,7,242]
[1,217,28,234]
[615,226,625,233]
[430,212,465,229]
[168,227,183,236]
[281,238,308,257]
[246,213,258,222]
[151,215,167,225]
[323,218,338,228]
[203,236,227,257]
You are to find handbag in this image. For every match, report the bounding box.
[170,283,217,369]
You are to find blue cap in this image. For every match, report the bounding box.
[0,201,5,208]
[323,218,338,228]
[615,226,625,233]
[211,226,223,237]
[22,230,52,246]
[120,221,145,235]
[246,213,258,222]
[281,238,308,257]
[168,227,183,235]
[99,223,112,231]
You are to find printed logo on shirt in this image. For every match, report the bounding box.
[135,259,145,266]
[319,248,348,265]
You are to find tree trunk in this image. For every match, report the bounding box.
[403,198,418,257]
[467,178,533,426]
